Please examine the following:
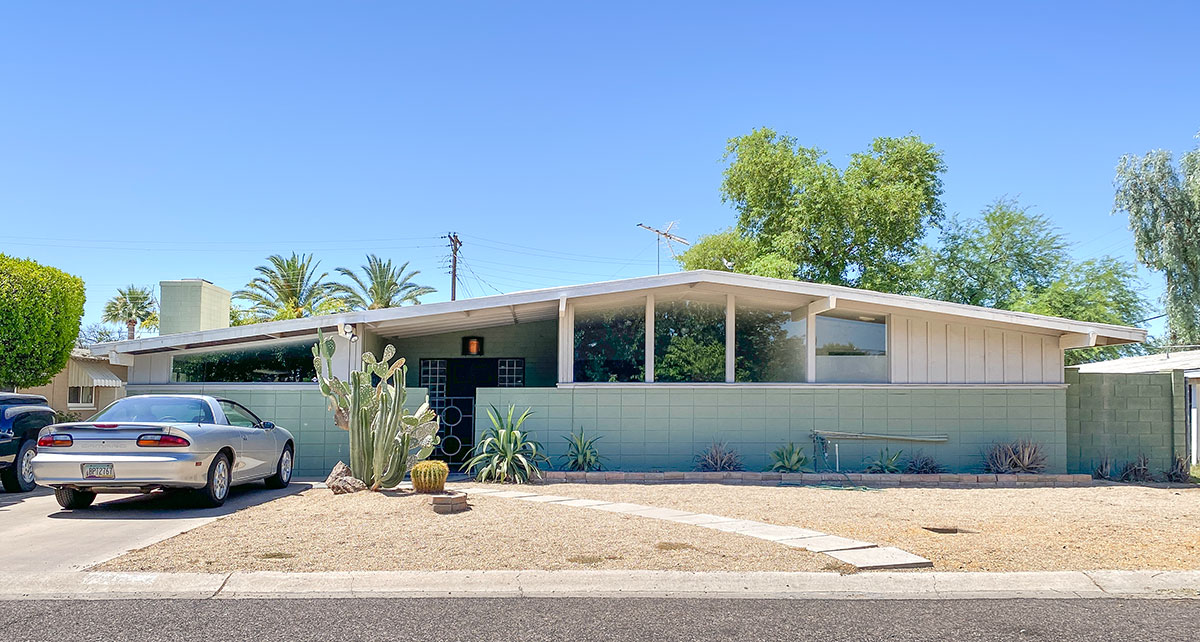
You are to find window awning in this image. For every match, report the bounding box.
[69,360,124,388]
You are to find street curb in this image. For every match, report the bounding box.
[0,570,1197,600]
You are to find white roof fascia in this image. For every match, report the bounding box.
[91,270,1146,357]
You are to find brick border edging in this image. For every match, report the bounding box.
[539,470,1094,488]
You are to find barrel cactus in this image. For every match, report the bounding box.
[411,460,449,493]
[313,329,440,491]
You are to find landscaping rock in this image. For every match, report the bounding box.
[329,476,368,494]
[325,461,353,486]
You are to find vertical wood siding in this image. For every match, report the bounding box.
[891,315,1064,384]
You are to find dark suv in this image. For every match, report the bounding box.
[0,393,56,492]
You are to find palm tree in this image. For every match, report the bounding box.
[101,285,157,340]
[331,255,436,310]
[235,253,337,320]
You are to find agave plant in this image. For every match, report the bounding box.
[463,405,550,483]
[313,329,440,490]
[768,442,809,473]
[561,428,606,472]
[1119,453,1152,482]
[904,451,945,475]
[1094,455,1116,481]
[1165,455,1192,483]
[984,439,1047,474]
[864,448,904,474]
[694,440,743,472]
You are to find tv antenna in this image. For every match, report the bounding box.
[637,222,690,275]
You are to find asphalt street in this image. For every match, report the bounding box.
[2,598,1197,641]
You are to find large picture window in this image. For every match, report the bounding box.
[735,304,806,382]
[815,311,888,383]
[654,295,725,383]
[171,340,317,383]
[573,300,646,383]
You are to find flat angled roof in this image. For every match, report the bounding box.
[90,270,1148,356]
[1071,349,1200,374]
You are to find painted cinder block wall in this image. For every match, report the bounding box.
[476,386,1068,473]
[1065,370,1186,474]
[127,383,429,478]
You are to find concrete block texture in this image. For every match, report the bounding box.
[478,385,1069,473]
[1066,372,1184,475]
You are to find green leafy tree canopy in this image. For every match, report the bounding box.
[681,128,946,292]
[1113,136,1200,344]
[0,254,85,388]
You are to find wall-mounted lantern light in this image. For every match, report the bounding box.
[462,336,484,356]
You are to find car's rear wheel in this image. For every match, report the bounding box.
[54,487,96,509]
[264,444,293,489]
[1,439,37,493]
[195,452,231,508]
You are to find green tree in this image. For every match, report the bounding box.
[912,199,1068,308]
[331,254,435,310]
[0,255,85,388]
[77,323,125,347]
[681,128,946,292]
[235,253,337,321]
[1113,137,1200,344]
[101,285,157,340]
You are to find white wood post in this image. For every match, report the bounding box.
[645,294,655,383]
[725,293,735,383]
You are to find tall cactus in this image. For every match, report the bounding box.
[313,330,440,490]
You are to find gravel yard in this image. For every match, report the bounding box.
[534,482,1200,572]
[96,488,832,573]
[98,482,1200,574]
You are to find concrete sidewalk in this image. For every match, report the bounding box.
[0,570,1197,601]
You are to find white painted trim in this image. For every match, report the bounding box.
[805,304,817,383]
[725,293,735,383]
[808,295,836,316]
[1060,332,1098,350]
[644,294,655,383]
[555,382,1068,390]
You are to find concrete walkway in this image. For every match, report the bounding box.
[459,485,932,570]
[0,483,309,572]
[0,570,1197,600]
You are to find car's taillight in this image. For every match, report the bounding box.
[37,434,73,447]
[136,434,190,447]
[92,423,119,428]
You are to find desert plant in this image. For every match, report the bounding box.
[561,428,606,472]
[410,459,449,493]
[864,448,904,474]
[53,410,80,424]
[983,440,1047,474]
[463,405,550,483]
[1094,455,1116,481]
[1120,453,1153,482]
[904,451,945,475]
[313,330,440,491]
[1164,456,1191,483]
[768,442,809,473]
[694,440,744,472]
[101,285,156,340]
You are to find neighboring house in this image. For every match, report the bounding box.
[16,349,127,417]
[90,271,1145,478]
[1069,351,1199,470]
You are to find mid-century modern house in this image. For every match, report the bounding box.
[90,272,1148,478]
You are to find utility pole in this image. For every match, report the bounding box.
[447,232,462,301]
[637,222,690,274]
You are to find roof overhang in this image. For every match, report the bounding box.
[89,270,1148,358]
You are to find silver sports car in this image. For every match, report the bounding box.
[32,394,295,509]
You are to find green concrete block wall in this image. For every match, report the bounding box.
[1065,370,1185,474]
[476,386,1068,473]
[384,320,558,388]
[128,384,428,478]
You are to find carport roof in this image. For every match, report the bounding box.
[89,270,1148,357]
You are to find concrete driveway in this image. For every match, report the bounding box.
[0,483,308,572]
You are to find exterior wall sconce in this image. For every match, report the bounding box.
[462,336,484,356]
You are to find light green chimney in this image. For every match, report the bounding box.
[158,279,231,335]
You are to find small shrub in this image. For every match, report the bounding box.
[462,405,550,483]
[561,428,606,472]
[983,440,1047,474]
[694,440,743,472]
[864,448,904,474]
[1094,456,1115,481]
[904,451,945,475]
[768,442,809,473]
[410,460,449,493]
[1119,453,1152,482]
[54,410,80,424]
[1164,456,1190,483]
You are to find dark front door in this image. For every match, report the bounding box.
[436,358,497,465]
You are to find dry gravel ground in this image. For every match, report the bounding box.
[534,482,1200,572]
[97,488,833,573]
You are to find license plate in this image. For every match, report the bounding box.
[82,463,115,479]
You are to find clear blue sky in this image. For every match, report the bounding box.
[2,2,1196,336]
